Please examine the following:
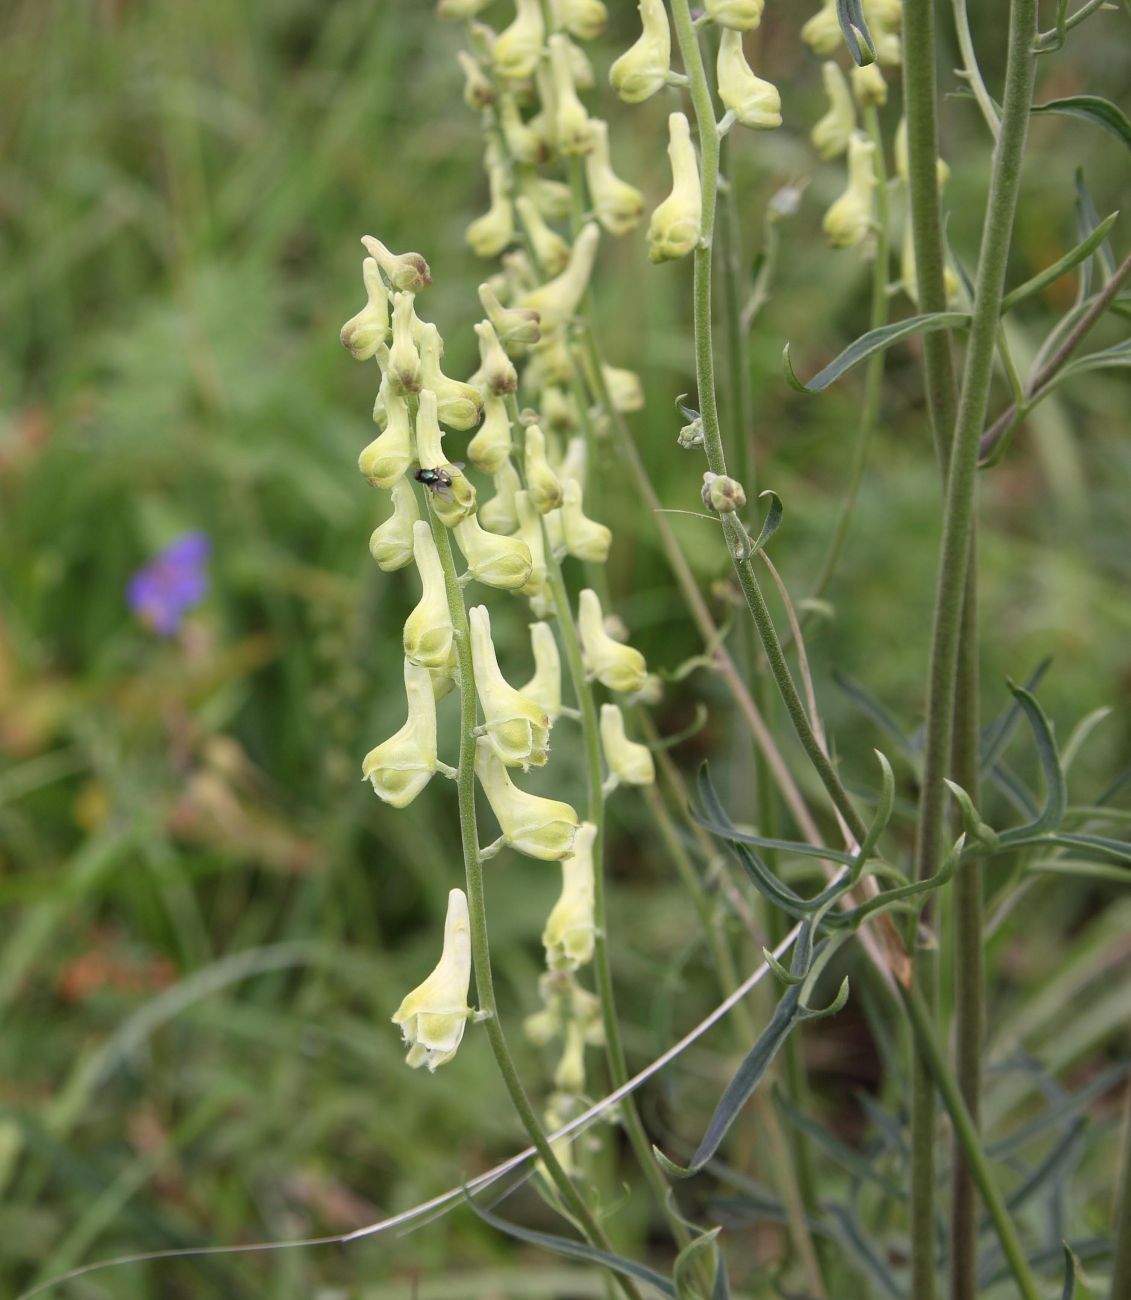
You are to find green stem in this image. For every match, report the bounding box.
[426,502,643,1300]
[911,6,1036,1298]
[807,104,891,609]
[904,0,960,468]
[898,980,1042,1300]
[909,942,939,1300]
[669,0,868,853]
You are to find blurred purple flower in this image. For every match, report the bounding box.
[127,532,211,636]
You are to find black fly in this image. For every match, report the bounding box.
[415,463,464,502]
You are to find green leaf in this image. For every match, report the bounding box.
[1000,211,1119,314]
[673,1227,720,1300]
[944,779,1000,850]
[835,0,877,65]
[469,1200,676,1297]
[981,657,1053,770]
[1040,336,1131,392]
[1074,169,1117,288]
[1002,682,1067,838]
[1061,1243,1079,1300]
[774,1087,907,1202]
[749,490,783,556]
[1032,95,1131,154]
[832,671,918,757]
[783,313,969,393]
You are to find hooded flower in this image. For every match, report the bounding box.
[811,62,855,160]
[454,514,533,590]
[577,588,647,693]
[516,196,571,277]
[469,605,550,767]
[493,0,546,81]
[600,703,655,786]
[717,29,781,129]
[480,459,523,535]
[553,0,607,41]
[387,291,422,395]
[560,479,611,563]
[340,257,390,359]
[609,0,671,104]
[475,737,579,859]
[823,131,876,249]
[513,489,549,597]
[418,323,483,430]
[474,320,518,395]
[467,154,515,258]
[800,0,841,55]
[358,385,414,489]
[369,474,421,571]
[542,822,597,970]
[468,395,515,473]
[584,119,644,236]
[647,113,702,263]
[524,424,564,514]
[478,280,542,349]
[360,235,431,293]
[518,223,601,333]
[362,658,439,807]
[391,889,473,1071]
[548,33,592,155]
[404,519,454,668]
[521,621,562,721]
[601,364,645,412]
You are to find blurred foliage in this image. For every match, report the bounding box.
[1,0,1129,1296]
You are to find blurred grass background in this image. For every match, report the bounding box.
[1,0,1129,1295]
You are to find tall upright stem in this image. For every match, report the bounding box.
[911,6,1037,1300]
[426,502,642,1300]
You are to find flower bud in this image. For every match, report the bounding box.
[515,195,571,276]
[548,34,592,155]
[717,29,781,129]
[519,171,573,222]
[454,514,533,590]
[800,0,841,56]
[465,396,511,473]
[553,0,607,40]
[387,292,423,395]
[678,415,705,448]
[360,235,432,294]
[467,159,515,258]
[602,364,645,412]
[701,471,747,513]
[851,62,887,108]
[359,389,414,489]
[524,424,564,513]
[542,820,598,970]
[560,479,611,562]
[475,737,579,859]
[391,888,473,1071]
[600,703,655,786]
[578,589,647,694]
[822,131,876,249]
[469,605,551,767]
[479,281,542,349]
[610,0,671,104]
[521,621,562,721]
[583,119,644,237]
[404,519,454,668]
[362,658,439,807]
[519,222,600,332]
[811,62,855,161]
[493,0,545,81]
[480,458,523,534]
[418,324,483,430]
[706,0,765,30]
[458,50,495,109]
[647,113,702,263]
[553,1021,588,1094]
[340,257,390,359]
[369,474,421,571]
[513,489,549,594]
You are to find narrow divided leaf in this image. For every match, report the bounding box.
[783,313,969,394]
[673,1227,720,1300]
[1002,682,1067,838]
[1032,95,1131,154]
[748,490,783,556]
[1000,211,1119,314]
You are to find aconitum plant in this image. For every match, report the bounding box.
[334,3,1129,1299]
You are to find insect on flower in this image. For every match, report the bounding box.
[415,462,466,501]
